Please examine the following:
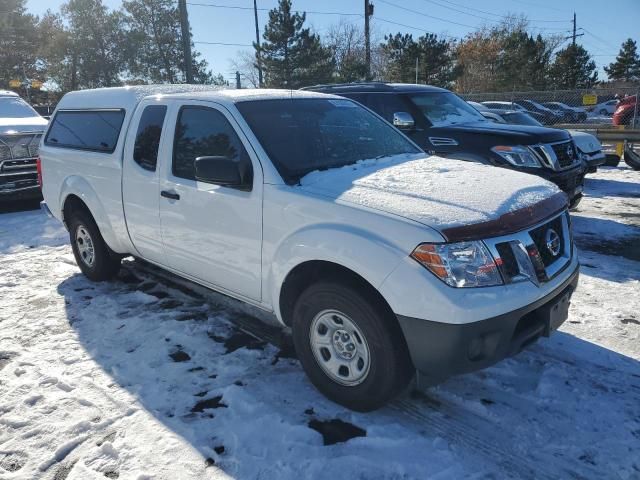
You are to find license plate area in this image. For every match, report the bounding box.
[540,288,573,336]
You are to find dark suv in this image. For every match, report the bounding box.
[303,83,585,207]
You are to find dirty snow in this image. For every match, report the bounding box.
[1,166,639,479]
[300,155,560,228]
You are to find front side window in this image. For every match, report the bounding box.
[173,106,250,181]
[0,96,40,118]
[366,94,413,122]
[133,105,167,171]
[408,92,486,127]
[45,110,125,153]
[236,98,421,184]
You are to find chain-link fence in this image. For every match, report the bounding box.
[460,86,639,129]
[459,86,640,163]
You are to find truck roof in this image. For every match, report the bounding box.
[55,85,336,111]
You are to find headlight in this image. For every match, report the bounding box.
[411,241,503,288]
[491,145,542,168]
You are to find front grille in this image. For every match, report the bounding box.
[529,216,565,267]
[0,133,42,162]
[485,211,572,286]
[550,141,578,168]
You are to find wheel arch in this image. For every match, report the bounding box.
[278,260,397,329]
[58,176,127,253]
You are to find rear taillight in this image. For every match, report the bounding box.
[36,157,43,189]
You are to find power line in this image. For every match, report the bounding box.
[186,2,361,17]
[421,0,570,23]
[374,16,459,40]
[376,0,479,29]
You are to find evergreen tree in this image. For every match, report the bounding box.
[548,44,598,89]
[51,0,126,89]
[497,31,553,90]
[0,0,41,88]
[258,0,334,88]
[381,33,459,87]
[604,39,640,81]
[122,0,212,84]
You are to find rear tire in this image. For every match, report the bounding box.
[68,209,121,281]
[292,281,414,412]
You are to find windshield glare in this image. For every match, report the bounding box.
[408,92,485,127]
[0,97,39,118]
[503,112,543,127]
[236,98,421,183]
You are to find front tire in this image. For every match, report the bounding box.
[292,281,413,411]
[68,209,121,281]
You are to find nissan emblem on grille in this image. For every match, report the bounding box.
[566,145,573,160]
[545,228,561,257]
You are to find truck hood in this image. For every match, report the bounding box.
[299,155,562,235]
[429,121,569,144]
[569,130,602,154]
[0,116,48,134]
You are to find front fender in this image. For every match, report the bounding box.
[268,223,409,324]
[59,175,132,254]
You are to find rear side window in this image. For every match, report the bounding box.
[45,109,125,153]
[133,105,167,171]
[172,106,249,181]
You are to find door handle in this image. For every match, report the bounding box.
[161,190,180,200]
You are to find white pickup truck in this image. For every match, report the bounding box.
[40,85,579,411]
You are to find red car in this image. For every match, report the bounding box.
[613,95,638,126]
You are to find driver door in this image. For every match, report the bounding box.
[158,100,263,302]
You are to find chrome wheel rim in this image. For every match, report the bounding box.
[309,309,371,386]
[75,225,95,267]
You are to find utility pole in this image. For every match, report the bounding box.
[364,0,374,80]
[236,71,241,89]
[569,12,583,46]
[253,0,263,87]
[178,0,194,84]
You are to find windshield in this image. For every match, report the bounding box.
[0,96,39,118]
[502,112,543,127]
[408,92,486,126]
[236,98,421,184]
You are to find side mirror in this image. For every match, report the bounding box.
[195,156,248,190]
[392,111,415,130]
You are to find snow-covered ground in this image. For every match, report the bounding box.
[1,166,639,480]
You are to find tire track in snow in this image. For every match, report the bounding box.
[127,260,617,480]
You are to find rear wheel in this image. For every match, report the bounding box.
[292,281,413,411]
[68,209,121,281]
[599,109,608,115]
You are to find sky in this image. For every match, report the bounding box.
[25,0,640,85]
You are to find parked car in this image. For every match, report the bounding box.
[543,102,587,123]
[0,90,48,201]
[305,83,585,207]
[514,100,562,125]
[478,109,606,173]
[613,95,638,126]
[589,99,618,116]
[40,85,580,411]
[480,101,547,123]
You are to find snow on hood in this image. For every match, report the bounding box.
[299,155,561,230]
[0,116,48,133]
[569,130,602,154]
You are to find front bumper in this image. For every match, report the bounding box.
[396,264,579,384]
[581,151,606,173]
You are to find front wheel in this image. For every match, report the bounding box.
[292,281,413,411]
[68,209,121,281]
